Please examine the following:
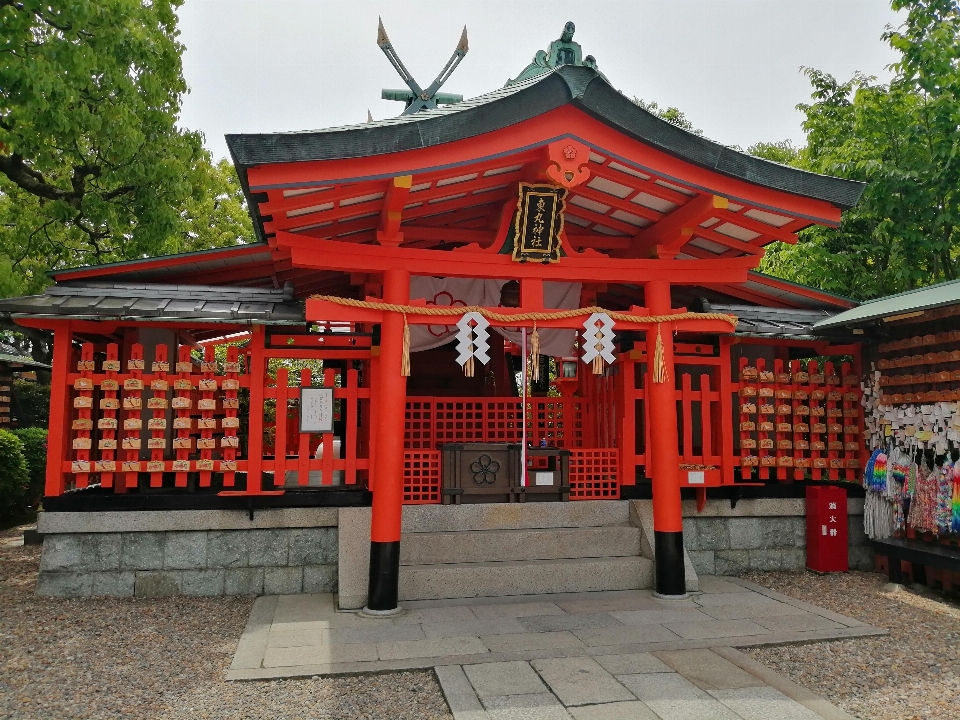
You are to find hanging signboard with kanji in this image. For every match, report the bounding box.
[512,182,567,263]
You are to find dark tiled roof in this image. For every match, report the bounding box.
[703,303,845,340]
[227,66,864,210]
[0,281,304,325]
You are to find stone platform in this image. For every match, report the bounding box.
[228,576,883,689]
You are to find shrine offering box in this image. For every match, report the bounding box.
[441,443,520,504]
[440,443,570,503]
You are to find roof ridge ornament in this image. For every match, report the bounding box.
[506,21,607,86]
[378,17,468,115]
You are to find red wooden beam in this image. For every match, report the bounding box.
[712,209,799,245]
[276,231,756,283]
[378,175,413,244]
[636,195,729,257]
[570,184,663,224]
[589,163,692,208]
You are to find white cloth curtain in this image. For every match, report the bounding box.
[408,277,581,358]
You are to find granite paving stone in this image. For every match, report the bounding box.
[323,623,426,645]
[661,619,770,641]
[480,631,585,653]
[530,656,634,706]
[696,602,810,621]
[470,601,565,619]
[423,617,527,639]
[481,693,572,720]
[555,595,660,614]
[692,591,782,608]
[570,623,680,648]
[615,673,741,720]
[271,592,334,623]
[519,613,623,633]
[567,701,661,720]
[377,636,489,661]
[609,608,712,626]
[592,652,672,676]
[694,576,753,594]
[751,613,845,633]
[435,664,488,716]
[393,606,478,625]
[709,686,825,720]
[464,661,548,697]
[262,643,378,667]
[652,649,764,691]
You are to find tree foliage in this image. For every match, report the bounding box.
[633,98,704,136]
[0,0,253,297]
[760,0,960,300]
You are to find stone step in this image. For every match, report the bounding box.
[400,525,642,566]
[401,500,630,534]
[398,556,653,601]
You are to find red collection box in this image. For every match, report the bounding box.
[806,485,849,572]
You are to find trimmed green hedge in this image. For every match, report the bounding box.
[11,427,47,506]
[0,429,29,520]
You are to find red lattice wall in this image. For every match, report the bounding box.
[569,449,620,499]
[402,450,442,504]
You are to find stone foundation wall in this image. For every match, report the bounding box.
[681,498,872,575]
[36,509,338,598]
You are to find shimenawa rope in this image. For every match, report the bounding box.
[311,295,738,383]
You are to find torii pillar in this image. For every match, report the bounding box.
[644,280,686,597]
[366,267,410,612]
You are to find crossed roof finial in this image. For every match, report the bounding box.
[378,17,468,115]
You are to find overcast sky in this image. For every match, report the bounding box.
[176,1,903,161]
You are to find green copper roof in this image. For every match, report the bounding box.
[812,279,960,329]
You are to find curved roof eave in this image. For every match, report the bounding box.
[226,66,864,211]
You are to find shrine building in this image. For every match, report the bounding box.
[1,24,869,609]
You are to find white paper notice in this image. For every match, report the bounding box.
[687,471,705,485]
[535,471,554,486]
[300,388,334,433]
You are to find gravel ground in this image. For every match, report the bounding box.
[0,524,452,720]
[743,570,960,720]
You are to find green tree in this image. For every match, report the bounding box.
[633,99,703,136]
[760,0,960,300]
[0,0,253,294]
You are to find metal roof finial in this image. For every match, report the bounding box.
[378,17,468,115]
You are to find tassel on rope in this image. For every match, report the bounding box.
[465,352,475,378]
[652,323,669,384]
[592,354,604,375]
[401,314,411,377]
[531,322,541,382]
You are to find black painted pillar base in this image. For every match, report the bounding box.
[366,540,400,612]
[654,530,687,598]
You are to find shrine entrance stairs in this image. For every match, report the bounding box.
[395,501,653,602]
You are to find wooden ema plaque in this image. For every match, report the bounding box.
[738,356,863,482]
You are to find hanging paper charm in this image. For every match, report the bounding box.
[581,312,615,374]
[456,311,491,377]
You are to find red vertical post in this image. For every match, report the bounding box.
[197,347,217,487]
[617,356,636,486]
[121,344,144,489]
[148,345,169,487]
[99,344,120,488]
[244,325,267,493]
[644,280,686,597]
[73,343,94,489]
[220,346,241,486]
[367,267,410,613]
[173,345,194,487]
